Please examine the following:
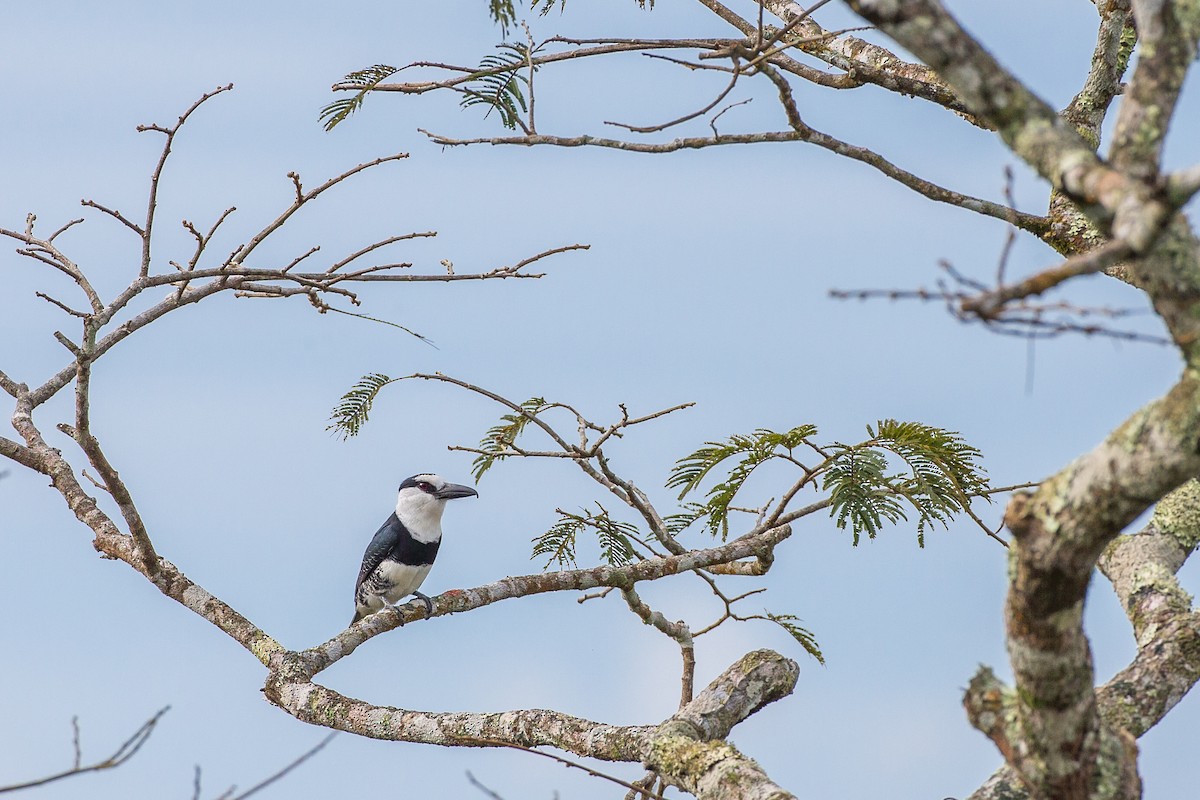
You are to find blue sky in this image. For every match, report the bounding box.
[2,2,1197,798]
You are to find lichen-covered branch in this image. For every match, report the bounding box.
[1110,0,1200,179]
[644,649,798,800]
[1097,481,1200,737]
[967,481,1200,800]
[845,0,1171,254]
[759,0,980,124]
[263,647,799,800]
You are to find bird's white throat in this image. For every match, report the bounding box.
[395,491,446,543]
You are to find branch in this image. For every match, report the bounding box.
[0,707,169,794]
[1096,480,1200,736]
[982,373,1200,796]
[959,239,1135,319]
[643,650,799,800]
[418,129,1049,234]
[758,0,982,124]
[1061,0,1134,145]
[263,648,798,800]
[967,480,1200,800]
[69,342,159,576]
[228,732,337,800]
[227,152,410,267]
[844,0,1176,255]
[134,83,234,277]
[621,586,696,707]
[301,523,793,674]
[1110,0,1200,180]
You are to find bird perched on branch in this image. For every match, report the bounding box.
[351,473,478,625]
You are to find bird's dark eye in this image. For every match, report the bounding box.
[417,481,434,493]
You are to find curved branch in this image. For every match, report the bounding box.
[419,129,1048,234]
[0,707,169,795]
[845,0,1170,253]
[263,648,799,800]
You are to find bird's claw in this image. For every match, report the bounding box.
[413,591,434,616]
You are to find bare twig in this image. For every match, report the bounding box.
[229,732,337,800]
[135,84,234,277]
[460,738,668,800]
[0,707,169,794]
[621,586,695,707]
[417,130,1048,234]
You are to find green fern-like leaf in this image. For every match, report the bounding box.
[488,0,519,32]
[532,513,582,569]
[868,419,990,546]
[594,512,638,567]
[823,421,989,546]
[460,43,540,130]
[472,397,548,481]
[668,425,817,499]
[320,64,399,131]
[327,373,397,440]
[663,503,706,536]
[823,447,903,544]
[765,612,824,665]
[532,506,638,569]
[668,424,818,539]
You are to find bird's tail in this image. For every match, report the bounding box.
[350,607,366,626]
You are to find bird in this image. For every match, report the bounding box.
[351,473,478,625]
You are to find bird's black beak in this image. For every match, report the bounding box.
[436,483,479,500]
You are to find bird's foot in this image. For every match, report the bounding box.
[412,591,434,616]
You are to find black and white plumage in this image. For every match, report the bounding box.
[351,473,478,625]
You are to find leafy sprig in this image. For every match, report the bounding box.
[460,43,540,130]
[327,373,399,439]
[320,65,400,131]
[532,505,638,569]
[667,425,818,539]
[670,420,989,545]
[764,612,824,665]
[825,420,989,545]
[471,397,549,481]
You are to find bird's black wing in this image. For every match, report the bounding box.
[354,513,406,595]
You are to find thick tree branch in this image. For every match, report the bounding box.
[645,649,798,800]
[968,481,1200,800]
[263,648,798,800]
[1110,0,1200,179]
[845,0,1171,253]
[1096,480,1200,736]
[1062,0,1135,146]
[974,373,1200,797]
[760,0,981,124]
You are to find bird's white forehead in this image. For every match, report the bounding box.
[404,473,445,490]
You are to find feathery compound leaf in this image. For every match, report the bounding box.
[868,419,990,545]
[595,514,638,567]
[472,397,549,481]
[460,43,539,130]
[823,447,902,544]
[488,0,519,32]
[327,373,398,440]
[823,421,989,546]
[532,513,582,569]
[668,424,818,539]
[532,506,637,569]
[764,612,824,665]
[320,64,399,131]
[663,503,706,536]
